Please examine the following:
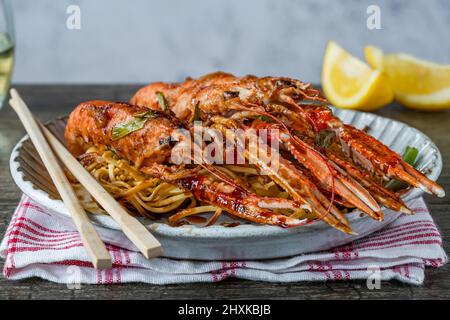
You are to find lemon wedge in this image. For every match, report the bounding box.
[322,41,394,111]
[365,45,450,110]
[364,45,384,70]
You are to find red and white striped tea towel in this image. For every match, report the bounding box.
[0,195,447,285]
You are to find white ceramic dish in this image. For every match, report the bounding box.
[10,109,443,260]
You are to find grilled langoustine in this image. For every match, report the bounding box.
[65,72,444,234]
[65,100,312,229]
[130,72,445,226]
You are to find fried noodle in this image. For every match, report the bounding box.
[67,147,312,226]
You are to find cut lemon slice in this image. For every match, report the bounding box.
[365,45,450,110]
[322,41,393,111]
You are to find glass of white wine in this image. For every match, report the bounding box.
[0,0,14,109]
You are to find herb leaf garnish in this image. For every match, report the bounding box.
[385,146,419,191]
[255,115,273,123]
[111,111,158,140]
[156,91,169,113]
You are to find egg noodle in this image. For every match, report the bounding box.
[67,146,310,226]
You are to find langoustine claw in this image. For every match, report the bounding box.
[164,174,309,228]
[65,100,312,228]
[210,118,352,234]
[129,72,445,233]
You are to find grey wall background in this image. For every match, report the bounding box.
[9,0,450,84]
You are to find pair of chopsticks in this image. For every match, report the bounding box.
[9,89,163,269]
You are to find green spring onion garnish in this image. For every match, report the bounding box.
[402,146,419,166]
[385,146,419,191]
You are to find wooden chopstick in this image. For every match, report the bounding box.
[10,90,163,259]
[9,89,112,270]
[39,124,164,258]
[9,89,163,259]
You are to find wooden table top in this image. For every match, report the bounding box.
[0,85,449,299]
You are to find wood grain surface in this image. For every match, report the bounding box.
[0,85,449,300]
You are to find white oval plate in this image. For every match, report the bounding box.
[10,109,443,260]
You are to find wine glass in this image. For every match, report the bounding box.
[0,0,14,109]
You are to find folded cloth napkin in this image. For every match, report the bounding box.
[0,195,447,285]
